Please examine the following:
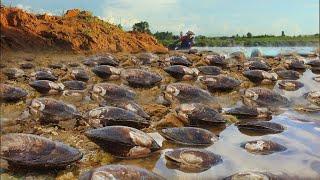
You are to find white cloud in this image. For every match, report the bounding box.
[16,3,32,12]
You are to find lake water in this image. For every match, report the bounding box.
[195,46,318,57]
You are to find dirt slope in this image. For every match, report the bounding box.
[0,7,168,53]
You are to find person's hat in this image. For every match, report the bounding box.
[186,31,195,35]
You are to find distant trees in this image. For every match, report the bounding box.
[247,32,252,38]
[132,21,151,34]
[281,31,285,36]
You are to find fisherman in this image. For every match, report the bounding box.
[179,31,195,49]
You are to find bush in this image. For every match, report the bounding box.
[132,21,151,34]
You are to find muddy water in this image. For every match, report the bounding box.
[0,52,320,179]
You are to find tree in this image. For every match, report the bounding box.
[247,32,252,38]
[117,24,123,30]
[281,31,285,36]
[132,21,151,34]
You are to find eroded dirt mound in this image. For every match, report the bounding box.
[0,7,168,53]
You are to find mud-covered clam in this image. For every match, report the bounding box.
[31,70,58,81]
[284,59,306,70]
[230,51,246,61]
[3,68,25,79]
[136,52,159,65]
[165,148,222,173]
[0,84,28,102]
[225,106,271,119]
[86,106,149,129]
[245,60,271,71]
[164,83,214,104]
[275,69,301,80]
[176,103,226,126]
[85,126,160,158]
[29,80,64,94]
[0,133,82,169]
[241,140,287,155]
[62,80,86,90]
[278,80,304,91]
[20,62,34,69]
[198,75,240,91]
[79,165,164,180]
[305,91,320,106]
[197,66,222,75]
[204,54,227,67]
[90,83,135,101]
[236,121,285,135]
[306,60,320,67]
[71,68,89,82]
[83,55,119,67]
[160,127,218,146]
[121,69,162,88]
[164,65,199,80]
[92,65,121,80]
[243,70,277,83]
[48,63,67,70]
[100,100,150,119]
[24,98,81,127]
[241,87,290,107]
[167,56,192,66]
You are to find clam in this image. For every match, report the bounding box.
[62,80,86,90]
[79,165,164,180]
[224,171,278,180]
[167,56,192,66]
[230,51,246,61]
[164,65,199,80]
[20,62,34,69]
[284,59,306,70]
[31,70,58,81]
[236,121,285,135]
[243,70,277,83]
[245,60,271,71]
[0,133,82,169]
[92,65,121,80]
[48,63,67,70]
[198,75,240,91]
[278,80,304,91]
[160,127,218,146]
[71,68,89,82]
[305,91,320,106]
[165,148,222,173]
[136,52,159,65]
[241,87,290,107]
[86,106,149,129]
[164,83,215,104]
[0,84,28,102]
[197,66,222,75]
[204,55,227,67]
[83,55,119,67]
[90,83,135,101]
[121,69,162,88]
[100,100,150,119]
[85,126,160,158]
[241,140,287,155]
[176,103,226,126]
[313,76,320,82]
[26,98,81,126]
[306,60,320,67]
[29,80,64,94]
[225,106,271,119]
[275,70,301,80]
[3,68,25,79]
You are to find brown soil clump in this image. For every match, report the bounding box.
[0,6,168,53]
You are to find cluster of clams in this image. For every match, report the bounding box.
[1,50,319,179]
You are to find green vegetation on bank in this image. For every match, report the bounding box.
[130,21,319,47]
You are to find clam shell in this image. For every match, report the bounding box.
[165,148,222,173]
[85,126,160,158]
[0,83,27,102]
[0,133,82,169]
[236,121,285,135]
[161,127,218,146]
[80,165,164,180]
[121,69,162,88]
[241,140,287,155]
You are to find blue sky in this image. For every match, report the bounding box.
[2,0,319,36]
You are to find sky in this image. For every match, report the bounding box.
[2,0,319,36]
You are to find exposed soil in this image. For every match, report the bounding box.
[0,7,168,53]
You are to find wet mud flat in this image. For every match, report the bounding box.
[0,50,320,179]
